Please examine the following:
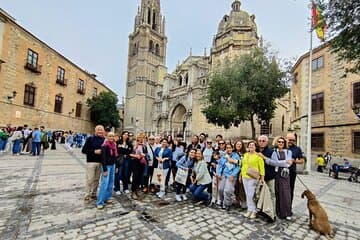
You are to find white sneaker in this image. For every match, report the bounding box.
[175,195,182,202]
[156,191,161,196]
[124,190,130,194]
[158,191,165,198]
[115,191,121,195]
[181,194,188,201]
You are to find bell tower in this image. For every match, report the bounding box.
[124,0,167,133]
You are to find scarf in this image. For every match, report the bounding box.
[102,140,118,157]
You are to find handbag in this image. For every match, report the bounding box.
[151,168,165,186]
[175,168,188,185]
[245,154,260,179]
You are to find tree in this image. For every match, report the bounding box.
[202,47,289,139]
[86,91,120,128]
[319,0,360,73]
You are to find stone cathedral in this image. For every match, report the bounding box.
[124,0,290,139]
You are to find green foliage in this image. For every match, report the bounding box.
[202,47,289,138]
[86,91,120,128]
[319,0,360,73]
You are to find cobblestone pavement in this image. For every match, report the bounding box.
[0,146,359,240]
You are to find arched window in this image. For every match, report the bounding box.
[149,40,154,52]
[185,73,189,85]
[179,76,182,86]
[147,7,151,24]
[282,115,285,132]
[155,44,160,55]
[132,43,138,55]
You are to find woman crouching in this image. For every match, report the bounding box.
[189,149,212,205]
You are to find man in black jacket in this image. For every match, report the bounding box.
[82,125,105,203]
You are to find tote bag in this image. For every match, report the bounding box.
[175,168,188,185]
[151,168,165,186]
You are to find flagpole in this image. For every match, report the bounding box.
[306,4,314,173]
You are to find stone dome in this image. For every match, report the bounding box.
[217,0,255,34]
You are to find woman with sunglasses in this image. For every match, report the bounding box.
[268,137,294,220]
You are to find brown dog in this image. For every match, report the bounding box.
[301,190,333,238]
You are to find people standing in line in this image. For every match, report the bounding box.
[233,140,247,209]
[189,149,212,205]
[81,125,105,204]
[10,126,23,155]
[268,137,294,220]
[50,131,57,150]
[143,135,156,193]
[22,125,30,152]
[165,135,175,190]
[115,131,133,195]
[40,126,48,154]
[130,133,147,200]
[65,131,74,152]
[257,135,276,221]
[32,127,41,156]
[153,138,173,199]
[217,143,241,211]
[316,154,325,172]
[285,133,304,207]
[240,141,265,219]
[96,132,118,210]
[175,148,196,202]
[0,128,10,153]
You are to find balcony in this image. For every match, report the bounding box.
[77,88,86,95]
[56,78,67,86]
[24,61,42,74]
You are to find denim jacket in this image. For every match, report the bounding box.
[216,152,240,178]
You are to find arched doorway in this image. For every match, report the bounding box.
[171,104,187,133]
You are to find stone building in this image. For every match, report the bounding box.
[0,9,116,133]
[290,42,360,165]
[125,0,290,140]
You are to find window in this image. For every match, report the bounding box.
[77,79,85,94]
[155,44,160,55]
[27,49,38,68]
[353,82,360,105]
[260,121,270,135]
[93,87,97,97]
[179,76,182,86]
[312,56,324,71]
[57,67,65,81]
[24,84,36,106]
[75,102,82,117]
[353,131,360,153]
[149,40,154,52]
[312,92,324,113]
[147,7,151,24]
[311,133,324,150]
[185,73,189,85]
[54,95,63,113]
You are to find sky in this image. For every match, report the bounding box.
[1,0,323,101]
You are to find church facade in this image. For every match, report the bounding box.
[124,0,290,140]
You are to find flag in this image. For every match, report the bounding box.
[311,1,327,42]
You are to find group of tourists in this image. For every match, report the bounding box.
[82,125,305,222]
[0,124,87,156]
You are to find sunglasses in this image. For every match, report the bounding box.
[149,138,155,140]
[219,142,225,144]
[207,142,212,144]
[278,141,285,144]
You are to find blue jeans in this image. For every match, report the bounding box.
[97,164,115,206]
[0,138,6,151]
[12,139,21,154]
[32,142,41,155]
[189,183,210,202]
[120,157,130,191]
